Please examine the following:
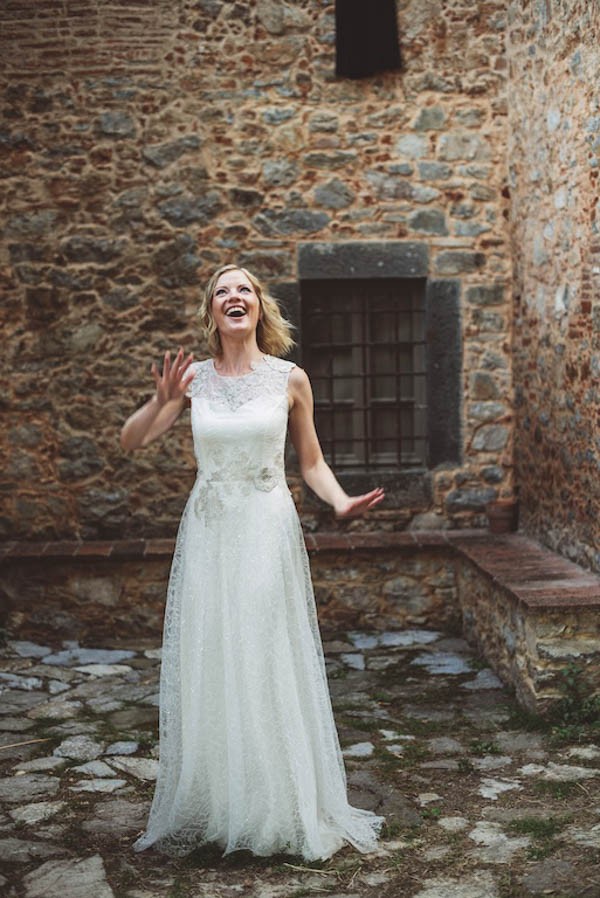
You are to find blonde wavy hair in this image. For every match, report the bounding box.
[198,264,295,358]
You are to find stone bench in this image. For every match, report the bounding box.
[452,533,600,713]
[1,531,599,713]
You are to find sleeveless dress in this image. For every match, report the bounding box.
[133,354,384,861]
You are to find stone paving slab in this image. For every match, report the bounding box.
[0,631,599,897]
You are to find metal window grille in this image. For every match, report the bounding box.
[301,278,427,470]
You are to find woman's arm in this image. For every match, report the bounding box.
[120,348,195,452]
[287,366,384,518]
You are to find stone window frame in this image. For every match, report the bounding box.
[273,241,462,505]
[300,276,428,471]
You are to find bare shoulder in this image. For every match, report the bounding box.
[289,364,310,389]
[289,365,312,396]
[288,365,313,411]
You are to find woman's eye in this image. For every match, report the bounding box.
[240,286,250,292]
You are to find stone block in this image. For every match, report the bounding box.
[472,425,509,451]
[426,279,462,466]
[262,159,298,185]
[314,178,355,209]
[438,132,491,161]
[308,112,338,133]
[96,111,136,139]
[445,488,497,512]
[419,161,452,180]
[409,209,448,235]
[298,241,429,279]
[158,191,222,226]
[61,236,124,264]
[253,208,329,236]
[414,106,446,130]
[366,170,413,200]
[142,136,200,169]
[435,251,485,275]
[466,284,506,306]
[152,235,200,288]
[395,134,429,158]
[303,151,357,169]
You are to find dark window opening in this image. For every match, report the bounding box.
[301,278,427,471]
[335,0,401,79]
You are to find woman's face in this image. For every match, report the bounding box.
[211,269,261,343]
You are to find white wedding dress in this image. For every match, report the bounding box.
[133,355,384,860]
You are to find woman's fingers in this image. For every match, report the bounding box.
[173,350,194,394]
[163,350,171,381]
[151,361,164,391]
[336,487,385,519]
[152,349,194,400]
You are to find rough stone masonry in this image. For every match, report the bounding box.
[0,0,513,541]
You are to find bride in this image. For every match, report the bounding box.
[120,264,385,861]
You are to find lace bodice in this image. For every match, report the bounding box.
[185,355,296,518]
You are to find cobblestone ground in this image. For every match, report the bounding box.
[0,629,599,898]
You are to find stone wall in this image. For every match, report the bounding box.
[507,0,600,571]
[1,546,460,644]
[1,0,513,541]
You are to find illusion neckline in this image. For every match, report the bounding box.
[210,355,268,379]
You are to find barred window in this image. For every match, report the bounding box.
[302,278,427,471]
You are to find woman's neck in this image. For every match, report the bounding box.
[215,338,264,376]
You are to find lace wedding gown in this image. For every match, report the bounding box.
[133,355,384,860]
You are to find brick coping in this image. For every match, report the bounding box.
[2,530,600,611]
[0,529,479,562]
[453,533,600,611]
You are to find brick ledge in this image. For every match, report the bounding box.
[0,530,480,562]
[2,531,600,611]
[453,533,600,611]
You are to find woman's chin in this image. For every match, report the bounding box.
[219,322,256,340]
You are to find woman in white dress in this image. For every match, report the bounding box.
[121,265,385,861]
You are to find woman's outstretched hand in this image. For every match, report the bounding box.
[334,487,385,519]
[152,348,195,406]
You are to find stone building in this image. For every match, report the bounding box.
[0,0,598,574]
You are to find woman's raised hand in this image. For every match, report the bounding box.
[334,487,385,519]
[151,348,195,406]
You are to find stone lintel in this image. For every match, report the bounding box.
[298,241,429,279]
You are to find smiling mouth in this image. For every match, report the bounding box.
[225,307,246,318]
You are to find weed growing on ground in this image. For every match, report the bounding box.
[167,878,188,898]
[392,716,450,737]
[373,744,403,771]
[548,669,600,746]
[505,663,600,745]
[394,741,430,767]
[534,780,578,801]
[338,715,385,733]
[381,819,410,840]
[371,690,395,703]
[509,815,572,859]
[383,848,405,869]
[469,738,501,755]
[290,889,333,897]
[468,655,489,672]
[135,731,157,749]
[327,666,348,680]
[421,806,442,820]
